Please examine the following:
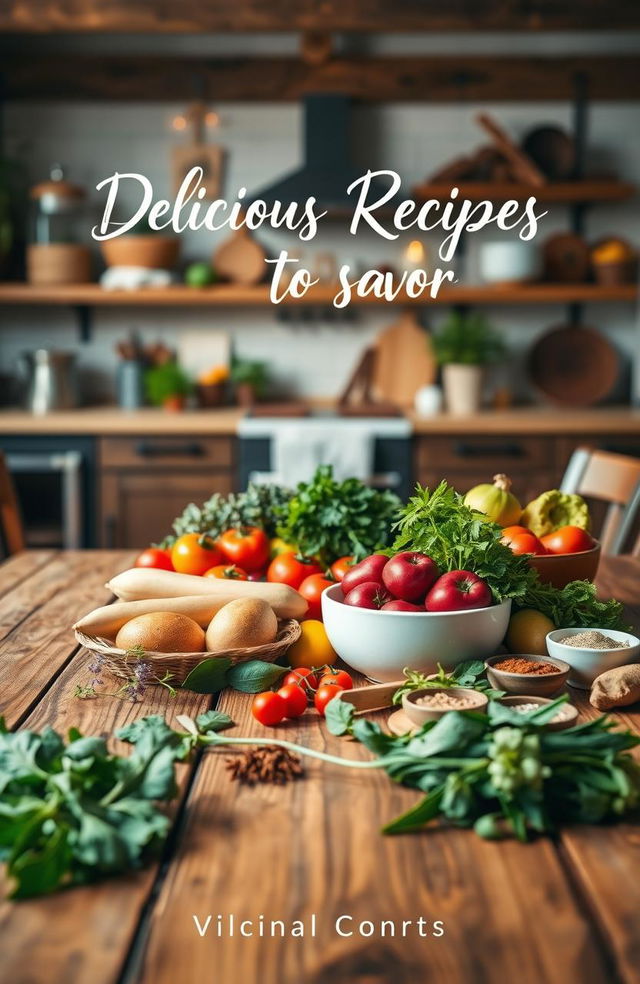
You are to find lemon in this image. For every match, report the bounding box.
[288,619,337,669]
[506,609,555,656]
[269,536,297,559]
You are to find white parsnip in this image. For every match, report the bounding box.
[74,595,231,638]
[106,568,308,620]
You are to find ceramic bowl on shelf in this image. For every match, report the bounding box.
[546,628,640,689]
[485,654,570,697]
[321,584,511,683]
[526,541,601,589]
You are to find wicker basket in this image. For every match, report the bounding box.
[74,619,301,685]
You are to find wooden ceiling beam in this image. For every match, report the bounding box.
[1,0,640,33]
[2,54,640,102]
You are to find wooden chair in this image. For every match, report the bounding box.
[560,446,640,555]
[0,451,26,555]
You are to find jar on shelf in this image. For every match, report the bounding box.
[26,165,91,286]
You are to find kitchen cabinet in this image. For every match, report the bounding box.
[98,436,236,548]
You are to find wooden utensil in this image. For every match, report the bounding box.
[476,113,546,186]
[528,323,619,406]
[371,310,437,410]
[337,348,402,417]
[340,681,404,713]
[213,227,267,286]
[522,126,576,180]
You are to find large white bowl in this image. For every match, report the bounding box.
[546,628,640,690]
[321,584,511,682]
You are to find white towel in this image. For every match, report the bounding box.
[272,423,374,486]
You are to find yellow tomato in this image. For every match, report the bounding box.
[288,620,337,670]
[506,609,556,657]
[269,536,297,560]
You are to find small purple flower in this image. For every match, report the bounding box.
[134,661,152,684]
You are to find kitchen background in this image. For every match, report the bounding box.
[0,11,639,550]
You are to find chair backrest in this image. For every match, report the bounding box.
[0,451,26,556]
[560,446,640,555]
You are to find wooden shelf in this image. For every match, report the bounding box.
[412,180,635,204]
[0,282,636,308]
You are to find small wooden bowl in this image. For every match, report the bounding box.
[527,541,601,589]
[402,687,488,725]
[500,695,578,732]
[485,654,570,697]
[101,235,180,270]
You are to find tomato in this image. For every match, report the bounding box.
[251,691,286,726]
[266,553,322,590]
[219,526,270,573]
[270,536,297,559]
[298,572,334,620]
[540,525,595,555]
[276,683,308,719]
[314,683,344,716]
[501,526,546,556]
[319,669,353,691]
[283,668,319,693]
[330,555,355,582]
[288,620,337,670]
[171,533,224,575]
[204,564,248,580]
[134,547,174,571]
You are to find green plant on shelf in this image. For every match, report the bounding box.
[433,310,506,366]
[144,360,193,406]
[230,357,268,399]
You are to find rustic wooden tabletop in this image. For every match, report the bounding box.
[0,550,639,984]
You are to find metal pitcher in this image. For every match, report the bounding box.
[20,349,78,414]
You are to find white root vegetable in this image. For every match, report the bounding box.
[106,568,308,620]
[74,595,233,638]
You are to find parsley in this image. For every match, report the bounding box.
[519,579,628,631]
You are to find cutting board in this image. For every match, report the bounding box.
[213,227,267,285]
[371,311,437,409]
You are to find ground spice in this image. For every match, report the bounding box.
[493,657,561,675]
[558,630,629,650]
[225,747,304,786]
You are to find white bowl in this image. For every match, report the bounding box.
[546,628,640,690]
[321,584,511,682]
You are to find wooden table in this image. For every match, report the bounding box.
[1,551,639,984]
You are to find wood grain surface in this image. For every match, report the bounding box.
[0,551,638,984]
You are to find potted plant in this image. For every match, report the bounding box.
[144,360,193,412]
[433,311,506,414]
[230,358,268,408]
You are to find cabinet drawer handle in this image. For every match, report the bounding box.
[455,442,525,459]
[134,441,205,458]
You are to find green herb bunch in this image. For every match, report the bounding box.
[432,310,506,366]
[277,465,400,566]
[168,482,294,544]
[144,361,193,405]
[519,579,628,631]
[392,661,505,705]
[325,698,640,840]
[391,481,536,604]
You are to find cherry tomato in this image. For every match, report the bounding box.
[330,555,355,582]
[540,525,595,555]
[298,572,334,620]
[501,526,546,556]
[319,669,353,691]
[219,526,270,573]
[204,564,248,580]
[251,691,286,726]
[134,547,174,571]
[283,668,319,692]
[314,683,343,716]
[171,533,224,576]
[266,553,322,590]
[276,683,308,719]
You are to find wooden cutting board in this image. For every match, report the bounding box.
[371,310,437,409]
[213,227,267,285]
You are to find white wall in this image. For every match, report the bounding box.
[1,32,639,403]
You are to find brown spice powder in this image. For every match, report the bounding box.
[226,746,304,785]
[493,657,560,676]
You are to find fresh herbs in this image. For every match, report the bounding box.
[520,580,628,632]
[168,482,293,544]
[391,481,535,604]
[324,696,640,839]
[0,713,232,899]
[277,465,400,566]
[392,661,505,705]
[181,657,289,695]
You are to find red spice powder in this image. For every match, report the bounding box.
[493,657,560,676]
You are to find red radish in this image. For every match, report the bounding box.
[382,551,439,602]
[381,600,424,612]
[343,581,392,610]
[341,554,389,595]
[425,570,492,612]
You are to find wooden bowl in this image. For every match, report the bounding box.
[485,654,570,697]
[402,687,488,725]
[527,541,601,589]
[100,235,180,270]
[522,126,575,180]
[528,324,619,406]
[499,695,578,731]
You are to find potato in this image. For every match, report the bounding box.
[115,612,205,654]
[206,598,278,652]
